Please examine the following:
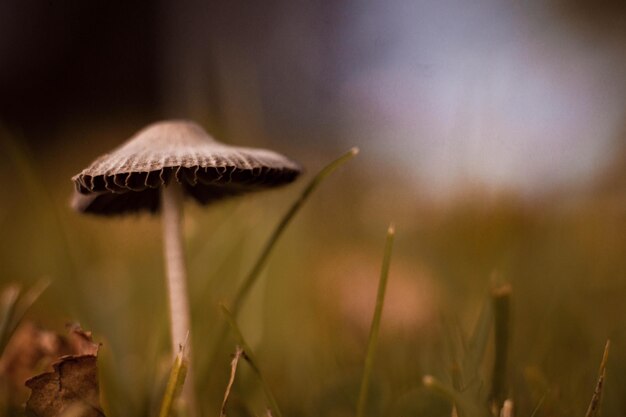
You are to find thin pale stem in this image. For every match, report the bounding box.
[161,182,197,415]
[161,182,192,356]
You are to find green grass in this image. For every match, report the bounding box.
[158,344,188,417]
[221,305,283,417]
[229,147,360,318]
[356,224,395,417]
[0,125,623,417]
[585,340,610,417]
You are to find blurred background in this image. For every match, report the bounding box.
[1,1,625,416]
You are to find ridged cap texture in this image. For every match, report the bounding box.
[72,120,301,215]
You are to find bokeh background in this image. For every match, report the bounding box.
[1,1,625,416]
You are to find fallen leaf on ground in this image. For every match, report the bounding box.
[0,321,68,405]
[25,355,104,417]
[66,324,99,356]
[21,324,105,417]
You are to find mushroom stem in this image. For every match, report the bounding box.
[161,181,192,356]
[161,181,198,415]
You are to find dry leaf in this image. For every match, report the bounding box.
[22,324,104,417]
[25,355,104,417]
[66,324,99,356]
[0,321,68,405]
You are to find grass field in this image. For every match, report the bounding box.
[1,126,625,417]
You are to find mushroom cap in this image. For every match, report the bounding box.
[72,120,301,215]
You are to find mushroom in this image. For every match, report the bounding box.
[71,119,301,367]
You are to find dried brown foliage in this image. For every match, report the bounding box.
[0,322,104,417]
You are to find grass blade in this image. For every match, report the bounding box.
[585,340,610,417]
[422,375,462,404]
[0,129,76,281]
[221,305,283,417]
[441,316,463,391]
[463,293,493,385]
[8,280,50,335]
[0,285,21,355]
[230,146,359,316]
[0,280,49,356]
[490,284,512,409]
[356,223,395,417]
[158,342,189,417]
[422,375,488,417]
[220,346,244,417]
[529,394,547,417]
[200,147,359,384]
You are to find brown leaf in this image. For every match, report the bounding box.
[66,324,100,356]
[0,322,68,405]
[22,324,105,417]
[25,355,104,417]
[1,321,104,407]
